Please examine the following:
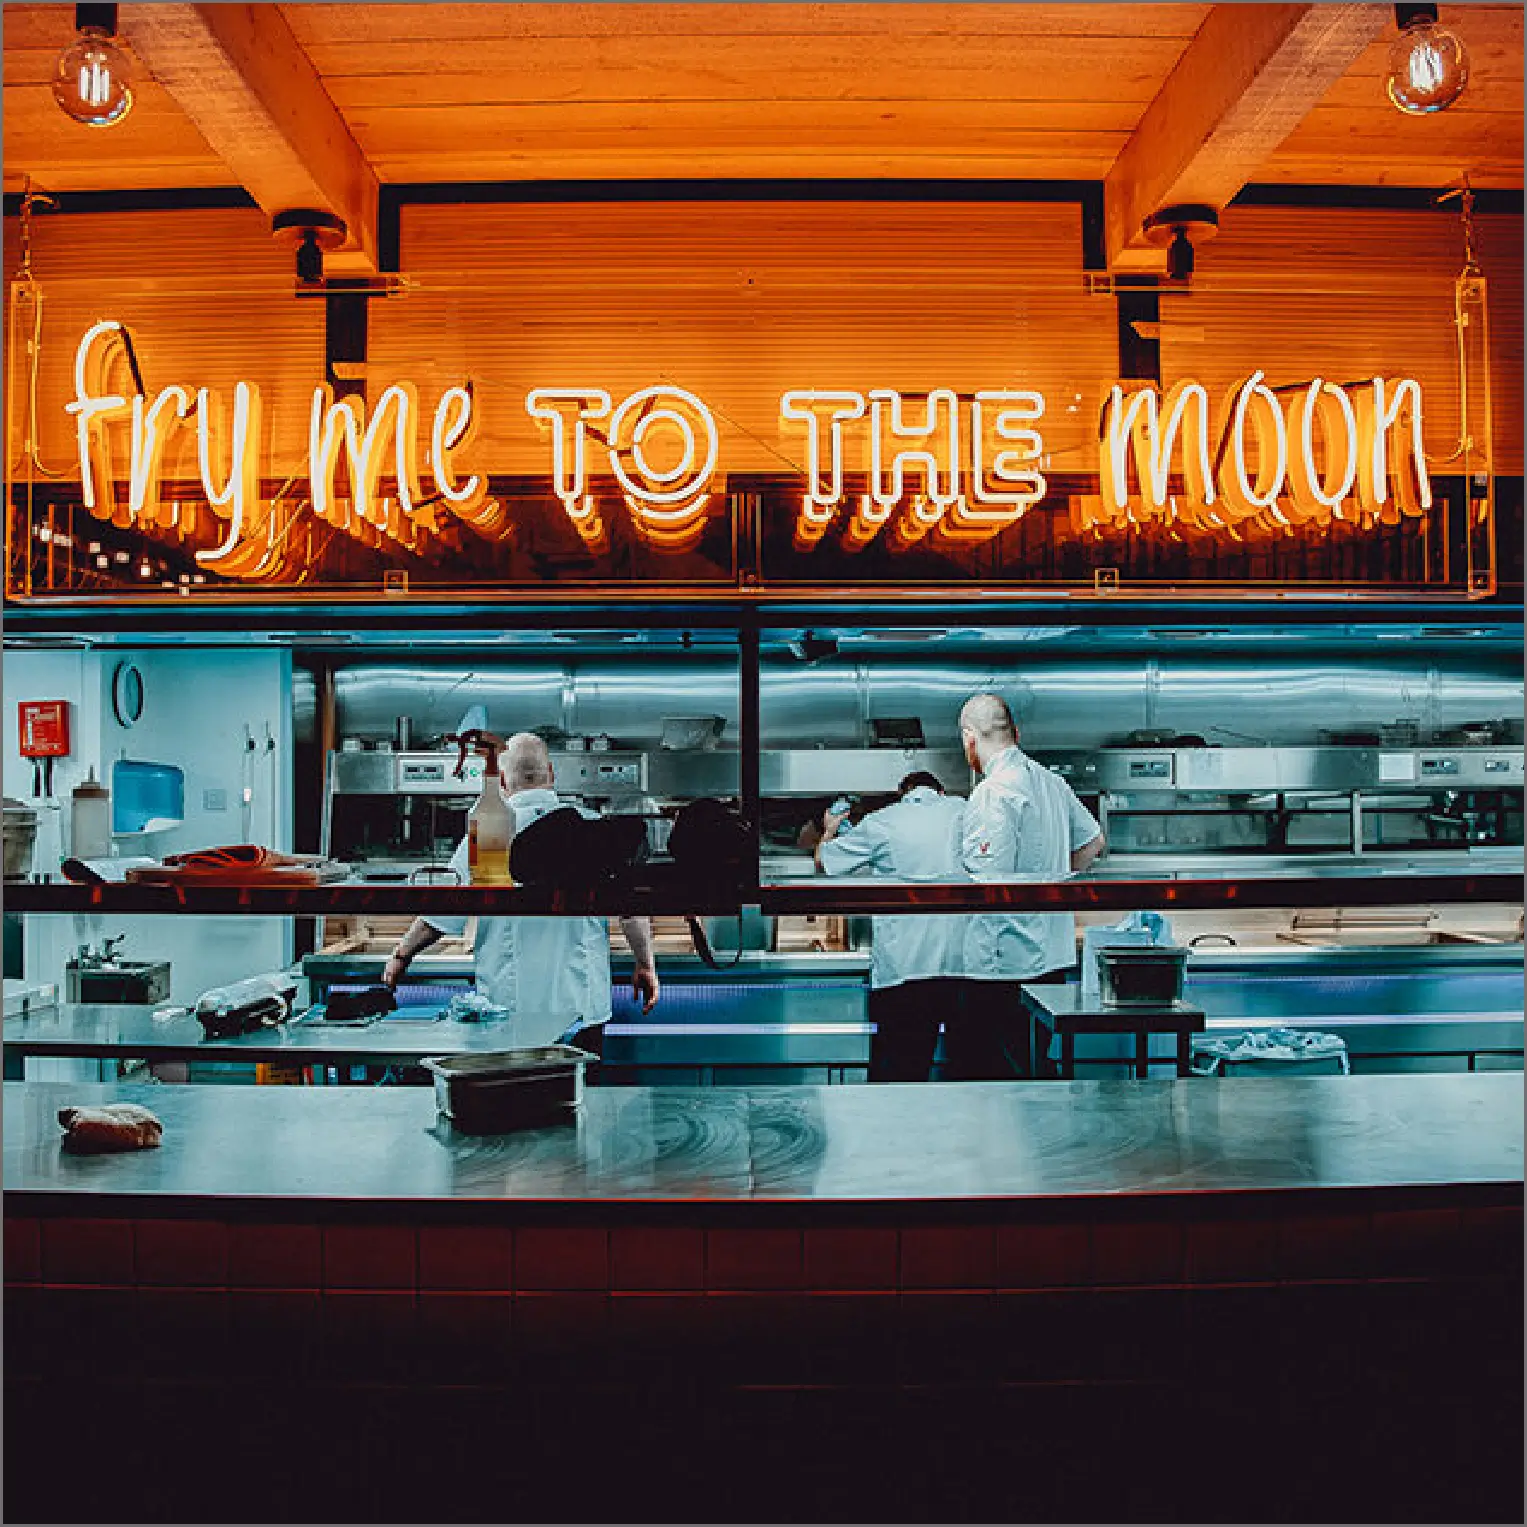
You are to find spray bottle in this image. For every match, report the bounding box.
[453,729,513,886]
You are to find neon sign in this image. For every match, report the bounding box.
[782,388,1046,551]
[61,321,1439,578]
[1094,372,1431,534]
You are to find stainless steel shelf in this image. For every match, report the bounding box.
[8,856,1520,916]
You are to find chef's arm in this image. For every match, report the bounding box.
[813,809,850,871]
[1071,833,1106,873]
[382,918,445,989]
[620,915,660,1013]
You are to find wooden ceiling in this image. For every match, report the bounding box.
[4,2,1521,196]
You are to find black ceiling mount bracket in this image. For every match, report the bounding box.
[270,208,348,286]
[1141,203,1220,282]
[74,3,118,33]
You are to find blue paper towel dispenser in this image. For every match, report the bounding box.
[111,759,185,834]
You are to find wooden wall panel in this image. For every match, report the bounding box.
[1158,205,1523,476]
[1479,212,1524,476]
[4,209,324,477]
[373,200,1116,475]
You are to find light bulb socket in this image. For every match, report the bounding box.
[296,229,324,284]
[74,3,119,35]
[1140,203,1219,282]
[1394,3,1440,29]
[1167,229,1195,282]
[271,209,348,286]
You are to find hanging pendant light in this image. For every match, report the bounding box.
[1387,3,1470,115]
[52,3,134,127]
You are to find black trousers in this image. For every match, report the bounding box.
[868,973,1071,1083]
[867,978,965,1082]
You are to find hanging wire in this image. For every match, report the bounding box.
[1428,174,1483,467]
[12,180,72,480]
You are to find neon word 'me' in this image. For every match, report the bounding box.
[1096,372,1431,533]
[66,322,490,572]
[780,389,1046,550]
[525,386,719,550]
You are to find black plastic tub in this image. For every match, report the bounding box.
[1097,946,1190,1007]
[420,1046,595,1134]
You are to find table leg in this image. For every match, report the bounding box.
[1177,1030,1193,1077]
[1135,1032,1150,1079]
[1060,1032,1075,1080]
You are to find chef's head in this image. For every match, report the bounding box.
[958,693,1018,772]
[897,771,946,798]
[502,732,555,792]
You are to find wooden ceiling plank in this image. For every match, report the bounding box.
[281,3,1213,44]
[294,34,1190,100]
[117,3,378,270]
[1253,159,1524,188]
[1104,2,1392,272]
[325,80,1148,123]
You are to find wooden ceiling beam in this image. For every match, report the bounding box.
[1104,2,1391,273]
[117,3,378,272]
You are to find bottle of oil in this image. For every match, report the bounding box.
[457,731,513,886]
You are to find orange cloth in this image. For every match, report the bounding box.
[125,844,321,886]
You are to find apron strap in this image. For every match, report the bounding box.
[686,914,745,970]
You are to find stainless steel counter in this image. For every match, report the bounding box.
[1,1002,558,1069]
[5,1073,1520,1207]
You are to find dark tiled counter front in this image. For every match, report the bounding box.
[4,1073,1522,1213]
[6,1077,1521,1525]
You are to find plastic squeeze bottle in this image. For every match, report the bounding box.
[70,767,112,860]
[455,731,513,886]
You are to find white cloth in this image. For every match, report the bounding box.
[962,746,1103,981]
[423,787,613,1047]
[818,786,968,991]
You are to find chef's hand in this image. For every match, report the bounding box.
[631,962,660,1014]
[821,809,849,842]
[382,952,407,990]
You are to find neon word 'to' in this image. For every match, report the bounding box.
[526,386,719,550]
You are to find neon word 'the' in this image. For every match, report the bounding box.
[1096,372,1431,533]
[780,388,1045,550]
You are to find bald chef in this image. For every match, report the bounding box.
[383,732,659,1054]
[958,693,1105,1078]
[815,770,972,1082]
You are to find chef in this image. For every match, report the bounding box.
[957,693,1105,1078]
[383,732,659,1054]
[815,770,971,1082]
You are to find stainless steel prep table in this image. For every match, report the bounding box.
[1,1001,543,1075]
[1026,945,1524,1075]
[4,1072,1521,1207]
[1020,987,1207,1078]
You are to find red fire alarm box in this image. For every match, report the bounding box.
[18,700,71,757]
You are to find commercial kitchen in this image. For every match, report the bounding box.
[2,3,1523,1522]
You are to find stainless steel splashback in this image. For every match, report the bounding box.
[319,635,1521,760]
[762,651,1522,751]
[329,659,740,749]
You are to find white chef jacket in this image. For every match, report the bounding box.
[817,785,969,991]
[962,746,1102,981]
[424,787,613,1047]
